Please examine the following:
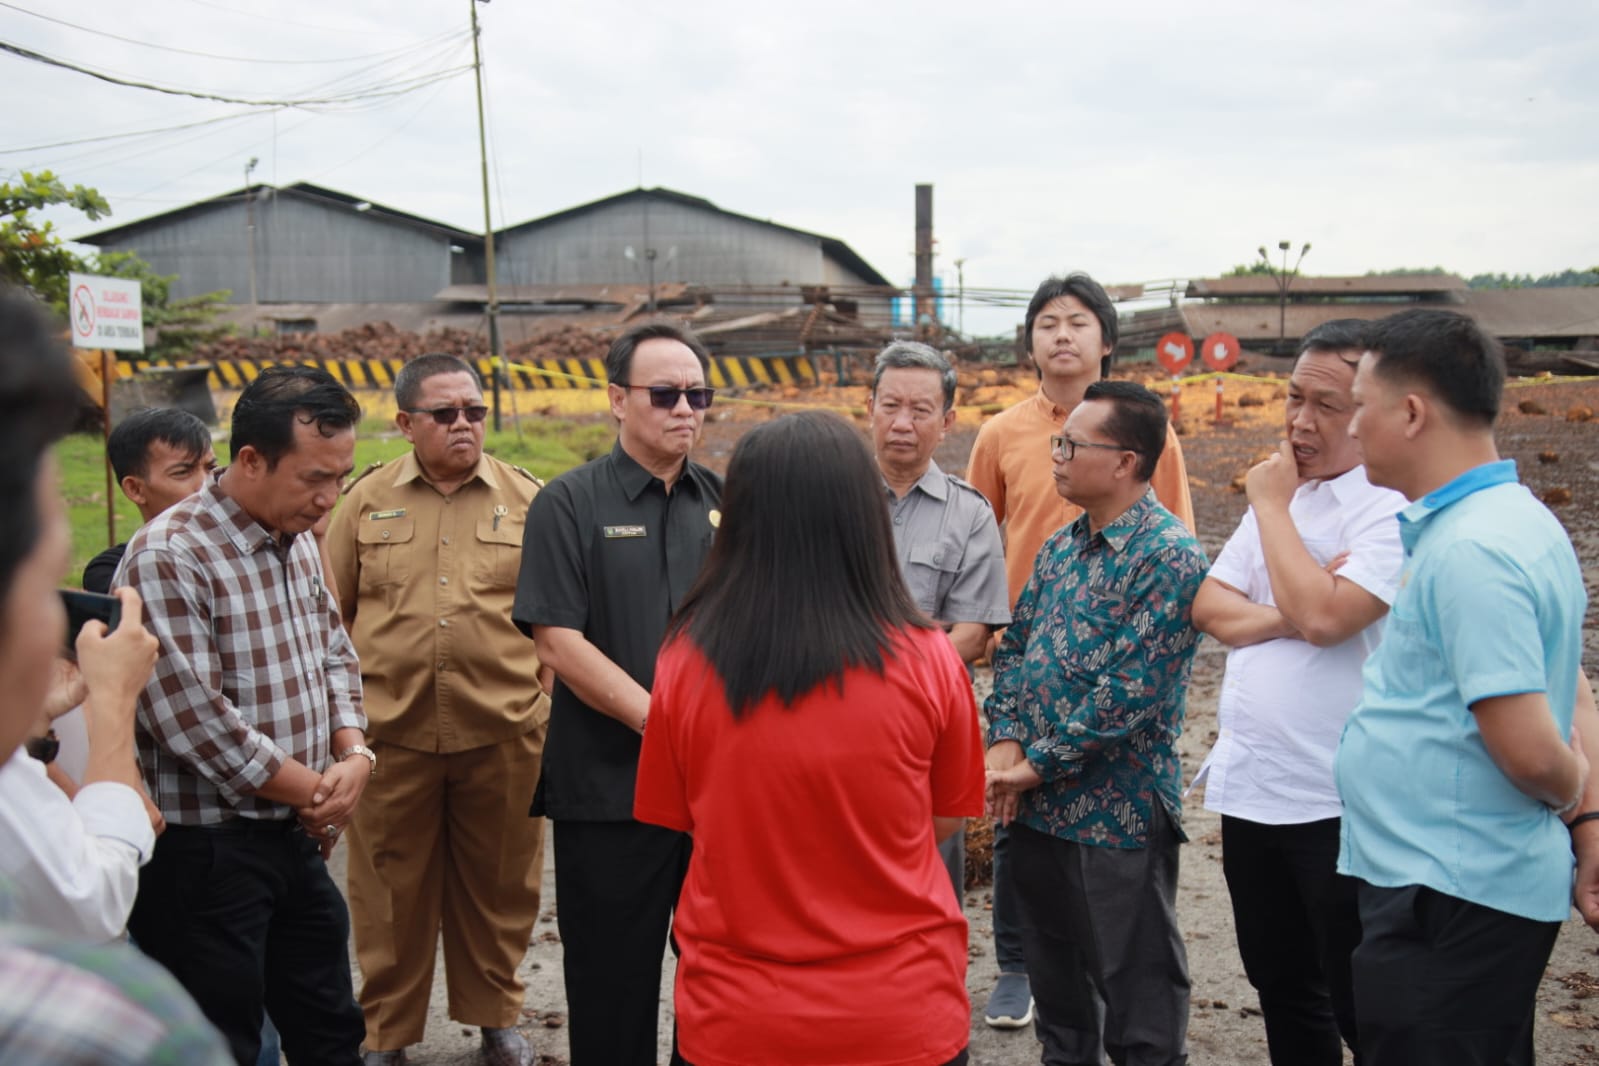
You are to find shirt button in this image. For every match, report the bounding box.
[439,577,449,586]
[439,619,449,628]
[893,516,903,525]
[441,536,450,545]
[381,530,391,539]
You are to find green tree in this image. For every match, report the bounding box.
[0,170,111,311]
[93,251,231,360]
[1,170,229,357]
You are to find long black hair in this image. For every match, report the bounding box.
[668,411,933,717]
[0,287,83,608]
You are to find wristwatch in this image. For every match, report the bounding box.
[338,744,377,776]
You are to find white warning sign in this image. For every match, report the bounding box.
[68,272,145,351]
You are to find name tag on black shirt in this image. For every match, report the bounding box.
[604,525,647,538]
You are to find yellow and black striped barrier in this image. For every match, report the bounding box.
[119,354,819,391]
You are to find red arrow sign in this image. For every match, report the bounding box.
[1155,332,1193,374]
[1202,331,1240,371]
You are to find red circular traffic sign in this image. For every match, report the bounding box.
[1155,332,1193,373]
[1202,331,1240,371]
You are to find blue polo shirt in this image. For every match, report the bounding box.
[1335,460,1585,921]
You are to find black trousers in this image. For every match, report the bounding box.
[1352,882,1560,1066]
[1010,813,1190,1066]
[128,820,364,1066]
[1221,815,1361,1065]
[554,818,692,1066]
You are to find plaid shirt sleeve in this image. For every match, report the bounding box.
[0,925,233,1064]
[314,544,365,736]
[125,545,289,806]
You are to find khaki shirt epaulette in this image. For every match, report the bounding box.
[508,464,544,488]
[341,460,385,497]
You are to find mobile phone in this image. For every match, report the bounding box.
[61,589,122,652]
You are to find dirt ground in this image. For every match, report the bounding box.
[348,371,1599,1066]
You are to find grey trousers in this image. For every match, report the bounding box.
[1009,809,1190,1066]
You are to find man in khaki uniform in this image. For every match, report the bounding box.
[327,354,550,1066]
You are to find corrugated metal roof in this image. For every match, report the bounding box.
[76,182,481,245]
[434,282,697,307]
[1185,274,1467,298]
[1178,303,1401,341]
[494,187,893,287]
[1168,290,1599,346]
[1461,288,1599,338]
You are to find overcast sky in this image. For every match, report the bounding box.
[4,0,1596,335]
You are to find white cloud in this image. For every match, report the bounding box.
[3,0,1594,317]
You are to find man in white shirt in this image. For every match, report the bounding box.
[1192,320,1406,1065]
[0,598,160,943]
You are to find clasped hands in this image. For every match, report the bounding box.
[298,757,369,859]
[985,740,1042,827]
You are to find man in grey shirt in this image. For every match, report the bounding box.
[868,340,1010,895]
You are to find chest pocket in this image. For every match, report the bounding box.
[904,540,957,616]
[473,516,523,589]
[356,516,415,588]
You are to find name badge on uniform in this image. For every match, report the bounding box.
[604,525,647,538]
[368,509,406,521]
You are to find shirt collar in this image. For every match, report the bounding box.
[1071,487,1157,552]
[1396,459,1518,552]
[392,450,499,491]
[205,471,294,557]
[1031,387,1070,422]
[883,460,949,503]
[611,440,705,501]
[1304,464,1368,505]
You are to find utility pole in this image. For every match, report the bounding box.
[644,194,656,313]
[953,257,966,336]
[244,157,259,308]
[1258,240,1311,355]
[470,0,503,430]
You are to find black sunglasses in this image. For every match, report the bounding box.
[622,385,716,411]
[405,405,489,425]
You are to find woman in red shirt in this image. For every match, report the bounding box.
[635,411,986,1066]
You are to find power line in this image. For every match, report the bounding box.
[0,2,461,65]
[0,109,264,154]
[0,39,471,109]
[171,0,439,38]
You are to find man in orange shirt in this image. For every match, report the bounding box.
[965,271,1195,1033]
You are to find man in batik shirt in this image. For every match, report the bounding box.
[986,380,1207,1066]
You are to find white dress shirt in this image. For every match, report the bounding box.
[1196,466,1406,824]
[0,748,154,941]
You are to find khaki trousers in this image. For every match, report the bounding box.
[348,727,546,1050]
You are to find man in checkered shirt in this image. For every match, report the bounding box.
[116,366,372,1065]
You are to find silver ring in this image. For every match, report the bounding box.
[324,824,339,838]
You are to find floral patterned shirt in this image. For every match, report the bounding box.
[986,489,1207,849]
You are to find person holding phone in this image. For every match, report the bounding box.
[0,576,161,941]
[0,284,232,1065]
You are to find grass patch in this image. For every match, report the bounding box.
[55,416,616,584]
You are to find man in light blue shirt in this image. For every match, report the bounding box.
[1335,308,1587,1066]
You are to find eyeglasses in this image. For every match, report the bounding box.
[405,405,489,425]
[1050,434,1137,460]
[621,385,716,411]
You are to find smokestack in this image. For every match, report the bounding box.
[913,184,935,338]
